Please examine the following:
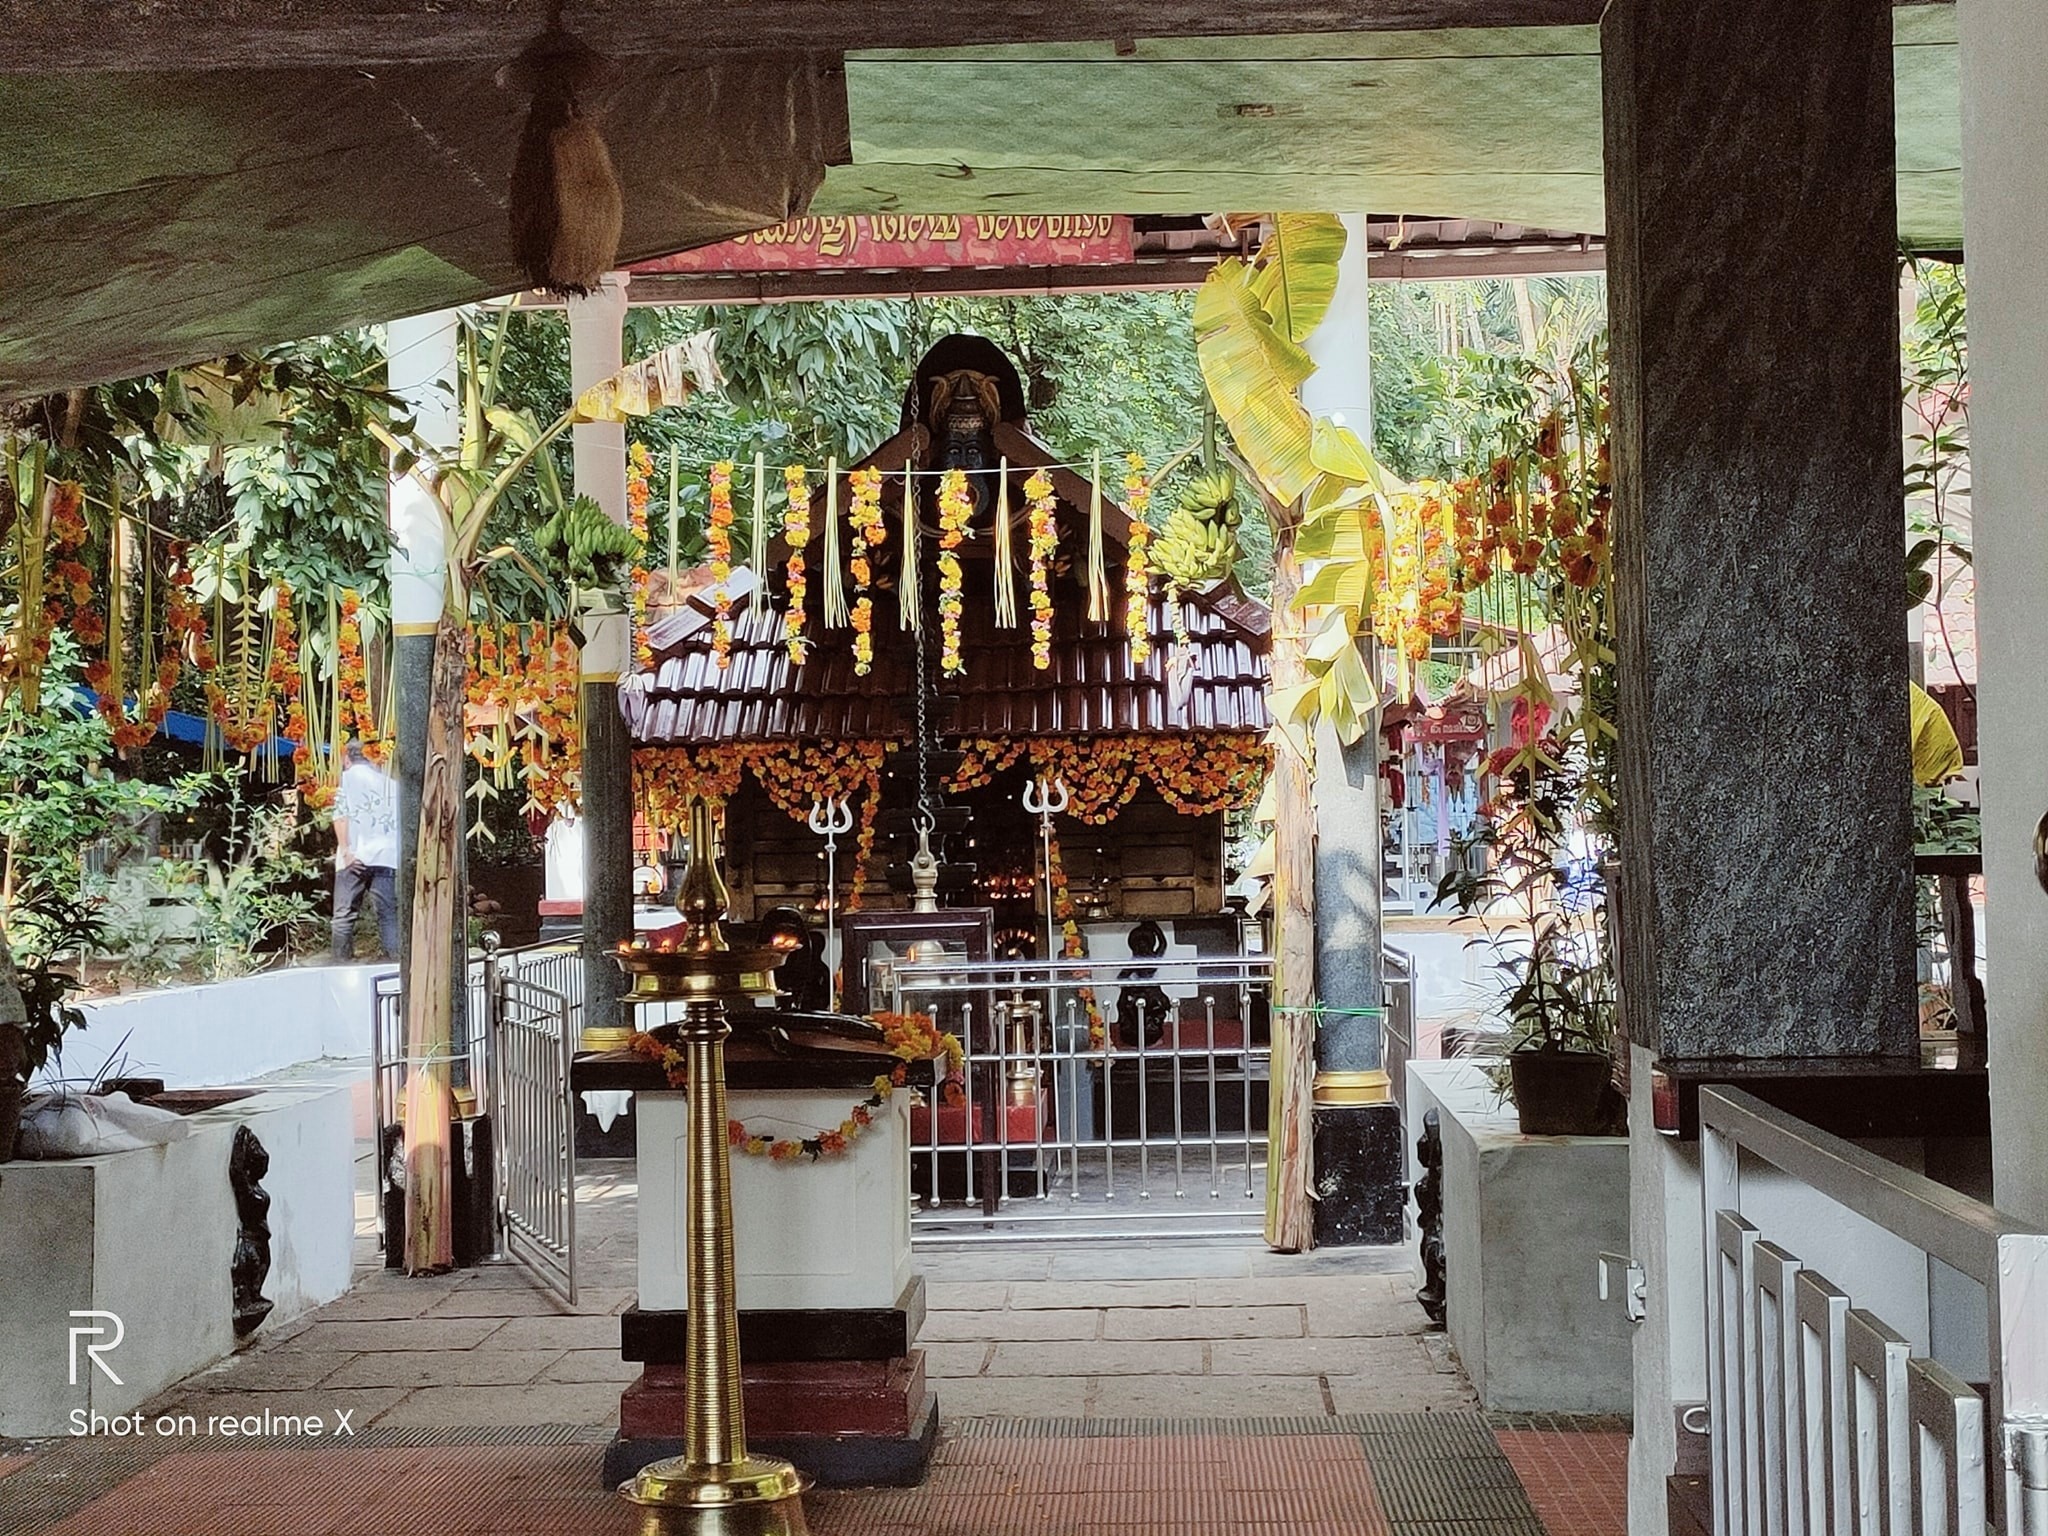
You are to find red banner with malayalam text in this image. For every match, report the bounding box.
[633,214,1134,274]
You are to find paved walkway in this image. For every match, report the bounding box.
[0,1160,1628,1535]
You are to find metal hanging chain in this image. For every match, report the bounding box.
[913,555,934,818]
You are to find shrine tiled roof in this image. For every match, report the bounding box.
[623,582,1271,745]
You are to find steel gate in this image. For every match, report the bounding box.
[487,943,579,1303]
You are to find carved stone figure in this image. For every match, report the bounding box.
[229,1124,275,1336]
[1414,1108,1447,1327]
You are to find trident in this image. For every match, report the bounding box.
[1022,775,1070,964]
[808,795,855,1007]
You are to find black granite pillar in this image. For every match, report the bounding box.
[579,677,633,1043]
[1601,0,1915,1062]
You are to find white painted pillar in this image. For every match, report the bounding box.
[1957,0,2048,1226]
[386,312,460,634]
[1299,215,1399,1243]
[566,271,636,1047]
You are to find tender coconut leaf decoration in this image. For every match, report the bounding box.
[1192,213,1348,504]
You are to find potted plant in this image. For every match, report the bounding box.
[1435,752,1621,1137]
[0,928,88,1161]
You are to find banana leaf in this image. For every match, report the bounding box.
[1194,261,1319,503]
[1249,213,1348,343]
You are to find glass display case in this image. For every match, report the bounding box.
[838,907,994,1019]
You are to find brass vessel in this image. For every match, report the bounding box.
[614,798,811,1536]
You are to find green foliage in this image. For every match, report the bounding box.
[0,649,211,952]
[1912,784,1980,855]
[157,783,325,979]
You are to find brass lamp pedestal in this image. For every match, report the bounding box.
[615,799,811,1536]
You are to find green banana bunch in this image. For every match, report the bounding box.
[1153,464,1241,586]
[536,494,643,592]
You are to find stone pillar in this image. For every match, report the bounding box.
[1957,0,2048,1227]
[1299,214,1400,1245]
[386,310,469,1080]
[569,273,635,1050]
[1602,3,1913,1528]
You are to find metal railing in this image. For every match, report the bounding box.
[487,946,579,1302]
[888,954,1273,1237]
[1700,1086,2048,1536]
[369,940,584,1270]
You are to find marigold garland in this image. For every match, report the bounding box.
[465,622,582,815]
[628,442,655,669]
[783,464,812,666]
[91,540,209,753]
[334,589,385,759]
[1024,468,1057,671]
[846,467,885,676]
[707,460,736,669]
[935,468,971,675]
[1123,453,1153,666]
[631,1012,964,1162]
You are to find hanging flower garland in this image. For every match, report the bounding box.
[783,463,812,666]
[707,460,736,670]
[90,539,209,753]
[1370,479,1463,666]
[464,622,582,816]
[935,468,971,675]
[1024,468,1057,671]
[945,737,1028,793]
[269,587,320,804]
[631,1012,964,1162]
[45,483,97,651]
[1122,454,1153,666]
[628,442,655,670]
[846,466,885,676]
[334,589,387,760]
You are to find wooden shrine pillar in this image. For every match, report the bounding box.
[569,273,636,1051]
[1602,2,1913,1526]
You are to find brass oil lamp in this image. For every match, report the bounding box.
[614,797,810,1536]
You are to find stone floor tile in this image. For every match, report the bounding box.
[1191,1274,1398,1308]
[1209,1334,1426,1377]
[1044,1245,1255,1281]
[1102,1305,1303,1340]
[537,1349,644,1385]
[471,1314,622,1352]
[321,1349,565,1390]
[935,1376,1092,1419]
[1090,1373,1330,1418]
[920,1342,995,1379]
[1325,1369,1479,1413]
[1245,1242,1417,1278]
[986,1339,1204,1377]
[924,1281,1013,1311]
[1005,1279,1197,1310]
[420,1287,588,1318]
[371,1380,624,1428]
[920,1308,1101,1343]
[1304,1293,1433,1338]
[915,1250,1055,1282]
[292,1317,509,1353]
[176,1351,358,1392]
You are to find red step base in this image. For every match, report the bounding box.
[620,1352,928,1439]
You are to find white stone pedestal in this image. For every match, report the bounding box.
[636,1087,913,1312]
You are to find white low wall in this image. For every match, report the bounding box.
[46,965,379,1091]
[0,1069,356,1437]
[1407,1058,1633,1414]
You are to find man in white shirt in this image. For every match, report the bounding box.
[332,740,402,960]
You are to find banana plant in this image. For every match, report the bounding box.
[365,312,717,1273]
[1193,216,1406,750]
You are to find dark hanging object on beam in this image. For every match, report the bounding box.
[501,15,623,297]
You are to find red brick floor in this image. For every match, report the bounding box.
[1495,1428,1630,1536]
[0,1419,1630,1536]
